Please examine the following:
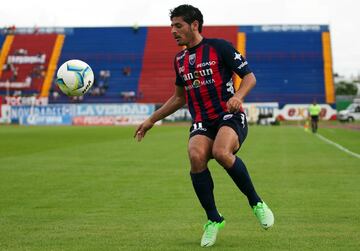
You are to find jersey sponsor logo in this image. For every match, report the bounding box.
[238,61,248,70]
[182,68,213,81]
[179,66,185,74]
[185,79,215,91]
[176,51,186,61]
[196,61,216,68]
[189,54,196,65]
[192,80,201,89]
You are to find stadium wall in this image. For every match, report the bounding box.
[0,25,334,106]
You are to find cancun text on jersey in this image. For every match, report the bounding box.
[174,38,252,122]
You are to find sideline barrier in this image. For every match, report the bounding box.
[9,103,155,125]
[2,103,337,126]
[276,104,337,121]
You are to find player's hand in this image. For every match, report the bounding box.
[226,96,243,113]
[134,119,154,142]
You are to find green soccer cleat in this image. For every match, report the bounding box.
[200,219,225,247]
[253,201,274,229]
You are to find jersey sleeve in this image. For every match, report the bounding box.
[216,39,252,78]
[174,57,185,86]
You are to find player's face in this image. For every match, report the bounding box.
[171,16,196,47]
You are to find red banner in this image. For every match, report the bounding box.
[0,34,57,92]
[72,116,131,126]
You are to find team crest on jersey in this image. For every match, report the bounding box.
[189,54,196,65]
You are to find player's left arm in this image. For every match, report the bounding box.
[218,39,256,113]
[228,72,256,113]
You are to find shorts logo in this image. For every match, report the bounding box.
[223,114,233,120]
[189,54,196,65]
[240,113,246,128]
[191,122,207,133]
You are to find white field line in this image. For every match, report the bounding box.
[316,134,360,159]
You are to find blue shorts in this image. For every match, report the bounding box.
[189,112,248,152]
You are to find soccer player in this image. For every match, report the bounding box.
[308,100,322,133]
[134,4,274,247]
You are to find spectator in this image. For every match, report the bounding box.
[120,91,136,102]
[15,48,28,55]
[25,75,32,87]
[98,70,110,95]
[13,90,22,96]
[52,91,60,100]
[122,66,131,77]
[71,95,83,102]
[32,65,45,78]
[10,67,18,82]
[132,23,139,34]
[5,25,16,34]
[3,63,12,71]
[33,25,39,34]
[90,83,101,96]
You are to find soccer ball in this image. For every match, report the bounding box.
[56,59,94,96]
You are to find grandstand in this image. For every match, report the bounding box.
[242,25,334,105]
[0,25,334,106]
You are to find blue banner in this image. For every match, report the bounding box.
[10,104,76,120]
[10,104,155,125]
[76,104,155,116]
[19,115,72,125]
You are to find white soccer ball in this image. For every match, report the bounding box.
[56,59,94,96]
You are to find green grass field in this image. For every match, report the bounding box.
[0,125,359,251]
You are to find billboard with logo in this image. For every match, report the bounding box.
[72,104,155,125]
[10,103,155,125]
[276,104,337,120]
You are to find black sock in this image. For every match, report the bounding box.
[225,157,262,207]
[190,169,223,223]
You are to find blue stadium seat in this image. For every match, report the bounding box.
[245,30,326,105]
[54,27,147,103]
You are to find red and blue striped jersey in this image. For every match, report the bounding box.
[174,38,252,122]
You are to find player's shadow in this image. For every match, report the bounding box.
[178,240,240,250]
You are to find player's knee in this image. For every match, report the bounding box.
[188,147,208,169]
[212,147,232,167]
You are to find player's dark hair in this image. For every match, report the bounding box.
[170,4,204,33]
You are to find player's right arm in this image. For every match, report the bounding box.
[134,85,186,141]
